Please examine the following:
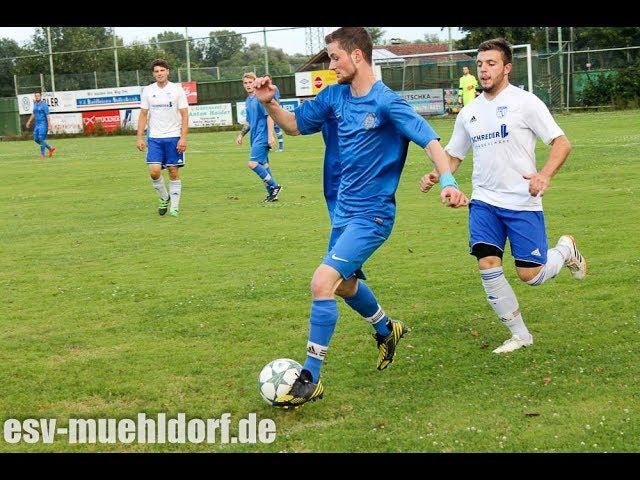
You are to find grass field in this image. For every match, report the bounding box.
[1,110,638,452]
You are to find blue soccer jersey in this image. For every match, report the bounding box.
[33,100,49,126]
[295,81,439,227]
[245,94,269,147]
[321,113,340,220]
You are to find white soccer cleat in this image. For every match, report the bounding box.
[557,235,587,280]
[492,334,533,354]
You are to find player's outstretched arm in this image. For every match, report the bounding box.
[253,77,300,135]
[25,113,34,129]
[420,152,462,193]
[523,134,571,197]
[424,140,468,208]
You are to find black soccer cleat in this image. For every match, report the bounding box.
[264,184,282,202]
[273,369,324,408]
[375,319,409,371]
[158,196,170,216]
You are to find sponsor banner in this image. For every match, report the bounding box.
[18,86,143,114]
[82,110,121,132]
[236,98,299,124]
[18,91,76,115]
[188,103,233,128]
[119,109,141,130]
[400,89,445,116]
[180,81,198,104]
[74,86,142,110]
[49,113,83,134]
[295,70,337,97]
[236,101,246,124]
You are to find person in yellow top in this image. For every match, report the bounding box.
[458,66,479,106]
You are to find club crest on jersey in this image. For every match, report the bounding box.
[496,105,508,118]
[363,113,377,130]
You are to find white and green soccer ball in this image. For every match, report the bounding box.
[258,358,302,405]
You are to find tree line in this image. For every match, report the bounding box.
[1,27,639,98]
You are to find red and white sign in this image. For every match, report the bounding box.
[82,110,121,133]
[180,82,198,105]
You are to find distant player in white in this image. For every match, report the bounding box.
[137,59,189,217]
[421,38,587,353]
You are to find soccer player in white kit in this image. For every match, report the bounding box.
[137,59,189,217]
[421,38,587,353]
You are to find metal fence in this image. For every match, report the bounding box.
[8,46,640,109]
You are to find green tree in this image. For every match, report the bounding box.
[0,38,25,96]
[150,31,188,67]
[573,27,640,50]
[16,27,114,75]
[218,43,295,79]
[365,27,386,45]
[456,27,547,51]
[195,30,246,66]
[116,43,180,84]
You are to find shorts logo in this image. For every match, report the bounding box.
[496,106,508,118]
[531,248,541,257]
[363,113,377,130]
[331,254,349,263]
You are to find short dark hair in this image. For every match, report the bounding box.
[151,59,170,71]
[478,38,512,65]
[324,27,373,64]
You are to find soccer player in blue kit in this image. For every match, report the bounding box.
[253,27,469,407]
[236,72,282,202]
[25,92,56,159]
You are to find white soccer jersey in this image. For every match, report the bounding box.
[140,81,188,138]
[445,84,564,211]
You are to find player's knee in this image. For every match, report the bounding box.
[515,262,543,283]
[167,168,179,180]
[310,268,337,298]
[247,161,258,169]
[335,278,357,298]
[473,243,503,269]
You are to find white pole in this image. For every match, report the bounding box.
[46,27,55,93]
[526,44,533,93]
[113,27,120,87]
[185,27,191,82]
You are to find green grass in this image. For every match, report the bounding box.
[1,110,638,452]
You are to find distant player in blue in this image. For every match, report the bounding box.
[264,74,285,151]
[235,72,282,202]
[253,27,469,407]
[25,92,56,159]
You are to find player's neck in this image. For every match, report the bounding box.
[484,79,510,101]
[156,80,169,88]
[350,68,377,97]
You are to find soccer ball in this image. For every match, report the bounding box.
[258,358,302,405]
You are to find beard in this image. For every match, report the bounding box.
[336,60,357,84]
[337,71,355,84]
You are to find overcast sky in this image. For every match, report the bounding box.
[0,27,464,55]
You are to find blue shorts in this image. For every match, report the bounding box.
[469,199,548,265]
[33,125,47,143]
[250,143,270,164]
[323,217,393,280]
[146,137,184,169]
